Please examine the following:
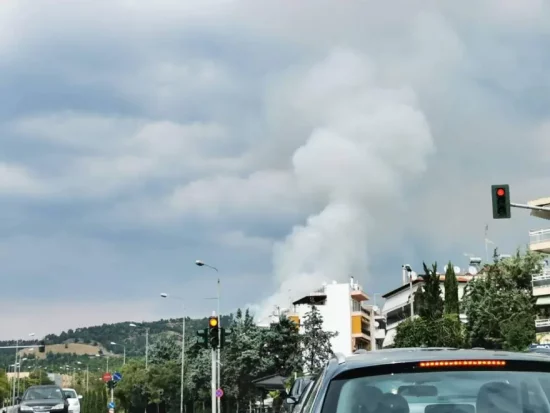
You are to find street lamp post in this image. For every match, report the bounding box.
[129,323,150,370]
[160,293,185,413]
[195,260,221,413]
[110,342,126,365]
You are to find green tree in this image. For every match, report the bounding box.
[394,315,464,348]
[418,262,443,320]
[462,249,537,350]
[262,316,302,377]
[0,369,10,405]
[444,261,459,315]
[301,306,337,374]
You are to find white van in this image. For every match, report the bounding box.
[62,388,82,413]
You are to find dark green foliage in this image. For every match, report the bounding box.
[444,261,459,315]
[462,248,538,350]
[301,305,338,374]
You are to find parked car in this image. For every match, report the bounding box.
[283,376,313,413]
[285,379,315,413]
[62,389,82,413]
[17,385,69,413]
[297,347,550,413]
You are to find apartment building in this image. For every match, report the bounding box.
[528,197,550,344]
[380,259,482,348]
[272,278,385,356]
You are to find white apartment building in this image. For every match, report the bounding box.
[271,278,385,356]
[528,197,550,343]
[380,259,482,348]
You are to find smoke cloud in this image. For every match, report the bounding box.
[256,48,435,320]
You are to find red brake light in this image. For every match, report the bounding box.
[418,360,506,368]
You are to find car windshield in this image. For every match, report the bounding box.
[325,370,550,413]
[23,387,63,400]
[63,390,77,399]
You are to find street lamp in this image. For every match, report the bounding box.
[110,342,126,365]
[160,293,185,413]
[195,260,221,413]
[129,323,149,369]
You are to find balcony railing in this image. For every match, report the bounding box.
[536,318,550,328]
[533,268,550,286]
[530,229,550,245]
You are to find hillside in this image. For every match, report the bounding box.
[18,343,109,359]
[0,314,234,367]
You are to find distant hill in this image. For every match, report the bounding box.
[0,314,234,367]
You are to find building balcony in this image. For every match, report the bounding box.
[530,229,550,254]
[529,197,550,221]
[536,318,550,329]
[533,268,550,297]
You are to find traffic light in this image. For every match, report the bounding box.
[107,380,117,390]
[196,329,208,349]
[208,316,219,349]
[220,328,232,348]
[491,184,511,219]
[38,340,45,353]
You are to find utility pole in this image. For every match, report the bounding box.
[180,312,185,413]
[211,347,216,413]
[145,328,149,370]
[216,279,221,413]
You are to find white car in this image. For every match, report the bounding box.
[62,389,82,413]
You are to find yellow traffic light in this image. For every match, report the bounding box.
[209,316,218,328]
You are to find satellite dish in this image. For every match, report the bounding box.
[468,266,478,275]
[374,321,380,328]
[453,266,461,274]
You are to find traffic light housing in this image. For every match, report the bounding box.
[38,340,45,353]
[220,328,232,348]
[491,184,511,219]
[208,316,219,349]
[196,329,208,349]
[107,380,117,390]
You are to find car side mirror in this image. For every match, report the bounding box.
[78,395,83,400]
[285,397,297,405]
[64,395,70,400]
[15,397,21,404]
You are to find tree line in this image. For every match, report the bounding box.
[67,305,336,413]
[395,249,540,350]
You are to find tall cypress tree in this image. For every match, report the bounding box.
[444,261,459,315]
[418,262,444,320]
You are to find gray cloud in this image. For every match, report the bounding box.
[1,0,549,335]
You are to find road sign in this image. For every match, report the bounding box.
[102,373,112,383]
[216,388,224,398]
[112,372,122,382]
[108,402,116,409]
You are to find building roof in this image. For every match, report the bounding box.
[382,274,475,298]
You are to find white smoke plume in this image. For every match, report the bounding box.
[256,47,435,322]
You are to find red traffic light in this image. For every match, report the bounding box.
[496,188,505,197]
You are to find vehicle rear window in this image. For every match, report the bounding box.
[63,390,77,399]
[322,369,550,413]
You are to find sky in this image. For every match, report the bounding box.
[1,0,550,339]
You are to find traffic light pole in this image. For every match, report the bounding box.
[217,280,221,413]
[510,202,550,212]
[211,348,217,413]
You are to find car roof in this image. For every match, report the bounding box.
[329,347,550,375]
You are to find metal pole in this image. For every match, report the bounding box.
[111,387,114,404]
[370,305,376,352]
[16,357,20,400]
[86,367,89,392]
[12,345,18,407]
[180,312,185,413]
[510,202,550,212]
[217,279,221,413]
[211,348,216,413]
[145,329,149,370]
[123,346,126,365]
[407,269,413,318]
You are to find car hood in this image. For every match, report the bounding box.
[21,399,65,407]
